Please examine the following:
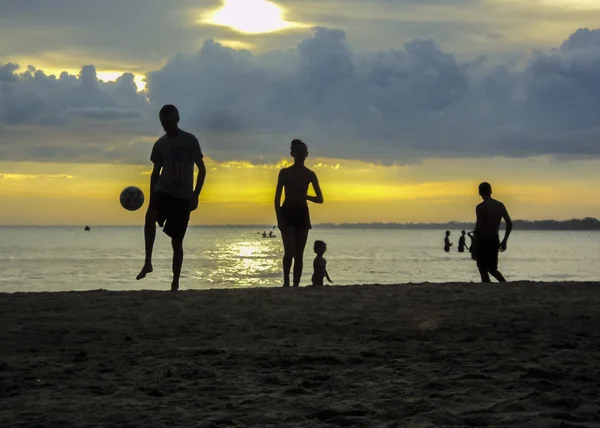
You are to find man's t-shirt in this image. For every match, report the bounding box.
[151,130,203,200]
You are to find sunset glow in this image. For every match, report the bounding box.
[202,0,298,34]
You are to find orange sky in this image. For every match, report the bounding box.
[1,156,599,225]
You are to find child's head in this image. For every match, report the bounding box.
[445,230,450,236]
[461,230,466,235]
[314,240,327,255]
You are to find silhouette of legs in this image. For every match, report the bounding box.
[280,226,296,287]
[137,209,156,280]
[489,269,506,282]
[479,267,506,283]
[292,228,309,287]
[171,237,184,291]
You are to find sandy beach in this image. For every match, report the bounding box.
[1,282,600,427]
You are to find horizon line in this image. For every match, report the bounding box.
[0,217,598,228]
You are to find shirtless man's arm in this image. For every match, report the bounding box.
[474,205,482,235]
[306,171,324,204]
[500,203,513,252]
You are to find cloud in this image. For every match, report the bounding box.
[2,26,600,163]
[0,173,73,180]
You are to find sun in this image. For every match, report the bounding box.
[203,0,297,34]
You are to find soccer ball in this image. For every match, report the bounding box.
[120,186,145,211]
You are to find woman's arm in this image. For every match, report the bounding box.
[274,170,284,225]
[306,171,324,204]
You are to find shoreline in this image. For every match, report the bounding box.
[2,282,600,427]
[0,280,598,295]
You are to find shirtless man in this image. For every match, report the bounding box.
[136,104,206,291]
[474,182,513,282]
[274,139,324,287]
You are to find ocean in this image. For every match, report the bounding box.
[0,226,598,292]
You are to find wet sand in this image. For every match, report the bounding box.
[1,282,600,427]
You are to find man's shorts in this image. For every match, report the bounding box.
[149,191,190,240]
[280,206,312,230]
[475,234,500,271]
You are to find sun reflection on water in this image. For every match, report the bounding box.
[192,239,281,287]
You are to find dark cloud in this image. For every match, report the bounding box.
[2,27,600,164]
[561,28,600,51]
[0,64,147,125]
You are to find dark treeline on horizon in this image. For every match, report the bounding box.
[315,217,600,231]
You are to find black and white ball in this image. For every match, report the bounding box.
[120,186,145,211]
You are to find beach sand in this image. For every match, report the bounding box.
[1,282,600,427]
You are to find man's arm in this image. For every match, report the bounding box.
[189,138,206,211]
[149,163,161,195]
[194,158,206,196]
[306,171,324,204]
[474,205,482,234]
[188,158,206,212]
[500,204,513,251]
[149,141,162,197]
[192,137,206,196]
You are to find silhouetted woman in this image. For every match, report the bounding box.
[274,139,324,287]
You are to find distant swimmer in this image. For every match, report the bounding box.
[474,182,513,283]
[262,231,267,238]
[458,230,469,253]
[269,230,274,238]
[274,139,324,287]
[444,231,453,252]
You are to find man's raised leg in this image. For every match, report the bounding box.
[137,209,156,280]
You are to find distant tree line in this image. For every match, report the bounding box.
[315,217,600,231]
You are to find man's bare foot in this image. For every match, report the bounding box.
[171,282,179,292]
[136,264,153,280]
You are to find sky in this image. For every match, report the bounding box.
[1,0,600,225]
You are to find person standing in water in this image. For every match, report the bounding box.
[444,231,453,252]
[458,230,469,253]
[274,139,324,287]
[474,182,513,282]
[136,104,206,291]
[467,231,476,260]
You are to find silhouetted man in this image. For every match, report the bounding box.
[474,182,512,282]
[136,104,206,291]
[458,230,468,253]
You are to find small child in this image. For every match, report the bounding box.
[312,240,333,286]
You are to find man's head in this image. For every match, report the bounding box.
[290,139,308,162]
[479,182,492,199]
[159,104,180,134]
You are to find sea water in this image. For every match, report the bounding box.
[0,226,598,292]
